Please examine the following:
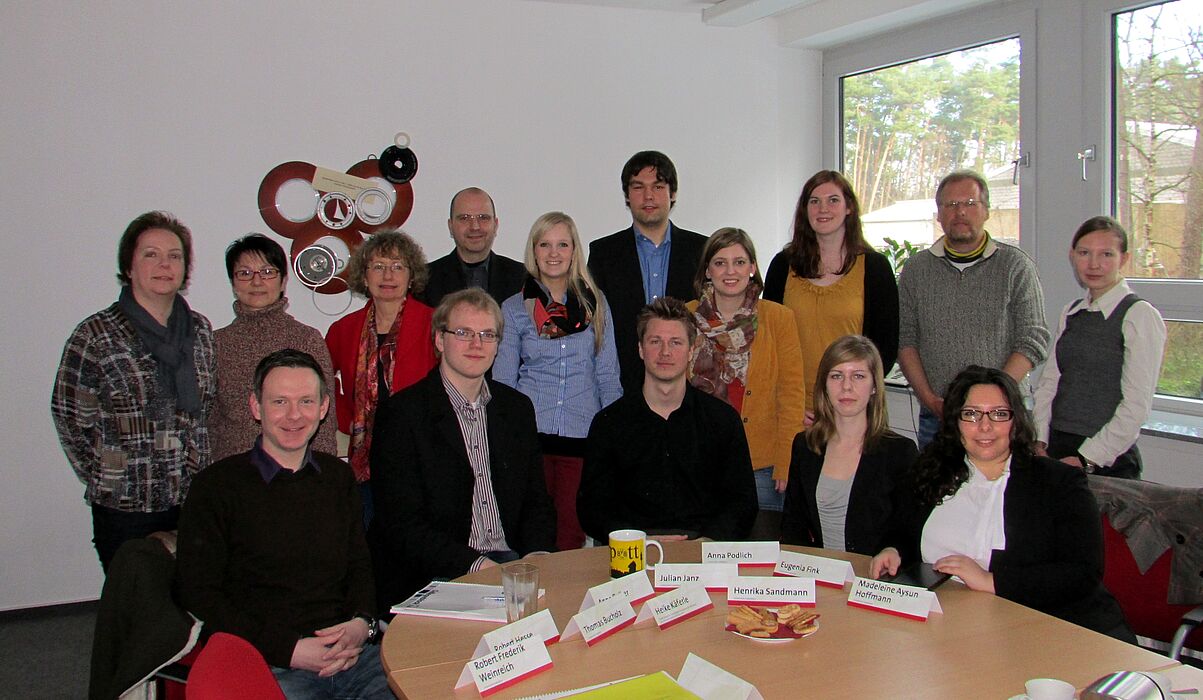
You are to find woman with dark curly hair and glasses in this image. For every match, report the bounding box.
[870,365,1132,640]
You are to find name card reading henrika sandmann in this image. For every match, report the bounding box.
[846,576,943,621]
[702,541,780,568]
[774,550,855,588]
[653,563,738,591]
[726,575,815,607]
[454,633,553,696]
[561,597,638,646]
[636,583,714,630]
[472,608,560,658]
[579,571,656,612]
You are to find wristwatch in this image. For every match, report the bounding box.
[1079,455,1100,474]
[355,613,381,645]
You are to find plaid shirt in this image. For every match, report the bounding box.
[52,302,215,512]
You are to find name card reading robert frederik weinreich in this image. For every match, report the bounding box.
[846,576,943,621]
[726,576,815,607]
[653,563,738,591]
[579,571,656,612]
[455,631,554,695]
[472,608,560,658]
[636,583,714,629]
[702,541,780,569]
[561,597,638,646]
[774,550,855,588]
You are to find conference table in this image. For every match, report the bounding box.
[382,542,1184,699]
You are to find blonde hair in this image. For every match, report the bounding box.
[806,335,890,453]
[523,212,608,354]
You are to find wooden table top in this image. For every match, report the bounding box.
[382,542,1178,699]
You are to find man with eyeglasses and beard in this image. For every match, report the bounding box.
[896,170,1050,449]
[371,288,556,599]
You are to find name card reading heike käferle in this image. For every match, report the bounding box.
[636,583,714,630]
[473,608,560,658]
[775,550,855,588]
[654,563,738,591]
[703,541,780,569]
[726,576,815,607]
[846,576,943,621]
[677,652,764,700]
[561,597,638,646]
[580,571,655,612]
[455,632,553,696]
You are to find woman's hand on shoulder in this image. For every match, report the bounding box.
[870,548,900,579]
[933,555,995,594]
[1033,441,1048,457]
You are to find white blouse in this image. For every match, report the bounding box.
[921,456,1010,569]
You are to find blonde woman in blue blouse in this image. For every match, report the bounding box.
[494,212,622,550]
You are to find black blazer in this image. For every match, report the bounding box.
[587,224,707,392]
[371,368,556,587]
[418,250,527,308]
[763,249,900,373]
[781,432,917,555]
[890,453,1129,636]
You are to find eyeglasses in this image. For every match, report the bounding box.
[368,262,408,275]
[442,328,500,344]
[958,408,1014,423]
[233,267,280,281]
[454,213,494,224]
[939,198,982,211]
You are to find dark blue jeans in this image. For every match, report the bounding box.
[270,642,392,699]
[91,504,179,573]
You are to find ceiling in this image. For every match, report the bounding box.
[525,0,1000,49]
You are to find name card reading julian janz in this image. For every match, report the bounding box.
[653,563,738,591]
[846,576,942,621]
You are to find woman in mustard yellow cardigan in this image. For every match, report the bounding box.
[687,228,807,524]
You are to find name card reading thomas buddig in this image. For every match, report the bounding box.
[561,597,638,646]
[472,608,560,658]
[846,576,943,621]
[455,632,553,696]
[653,563,738,591]
[636,582,714,630]
[726,575,815,607]
[774,550,855,588]
[579,571,656,612]
[702,541,780,569]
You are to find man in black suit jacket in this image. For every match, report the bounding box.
[418,187,527,307]
[372,289,555,597]
[588,151,707,391]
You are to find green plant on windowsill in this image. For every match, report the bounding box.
[881,237,922,278]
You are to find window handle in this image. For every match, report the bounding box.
[1011,152,1030,185]
[1077,145,1096,181]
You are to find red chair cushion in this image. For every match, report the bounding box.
[185,633,284,700]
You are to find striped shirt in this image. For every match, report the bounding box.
[441,372,510,560]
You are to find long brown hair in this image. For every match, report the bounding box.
[806,335,890,453]
[786,170,870,278]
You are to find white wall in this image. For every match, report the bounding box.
[0,0,821,610]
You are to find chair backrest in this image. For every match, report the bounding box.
[1101,514,1203,651]
[185,633,284,700]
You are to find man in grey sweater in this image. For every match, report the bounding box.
[897,170,1050,447]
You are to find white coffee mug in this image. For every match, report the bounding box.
[1021,678,1075,700]
[608,529,665,578]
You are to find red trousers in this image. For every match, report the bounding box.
[543,454,585,550]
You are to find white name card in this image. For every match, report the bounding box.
[653,563,738,591]
[703,541,780,569]
[636,583,714,630]
[579,572,656,612]
[561,597,638,646]
[455,634,553,696]
[774,551,855,588]
[726,575,815,607]
[677,652,764,700]
[846,576,943,621]
[472,609,560,658]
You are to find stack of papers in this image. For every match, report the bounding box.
[391,581,545,623]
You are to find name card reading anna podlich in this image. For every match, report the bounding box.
[561,597,638,646]
[774,550,855,588]
[702,541,780,568]
[846,577,943,621]
[653,563,738,591]
[636,583,714,630]
[726,576,815,607]
[455,633,553,696]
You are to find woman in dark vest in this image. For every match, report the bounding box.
[1032,216,1166,479]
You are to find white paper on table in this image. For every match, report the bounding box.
[677,653,763,700]
[653,563,739,591]
[701,541,780,569]
[845,576,943,620]
[454,634,554,695]
[726,575,815,607]
[774,551,854,588]
[635,583,714,629]
[579,573,656,612]
[473,608,561,658]
[560,597,638,645]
